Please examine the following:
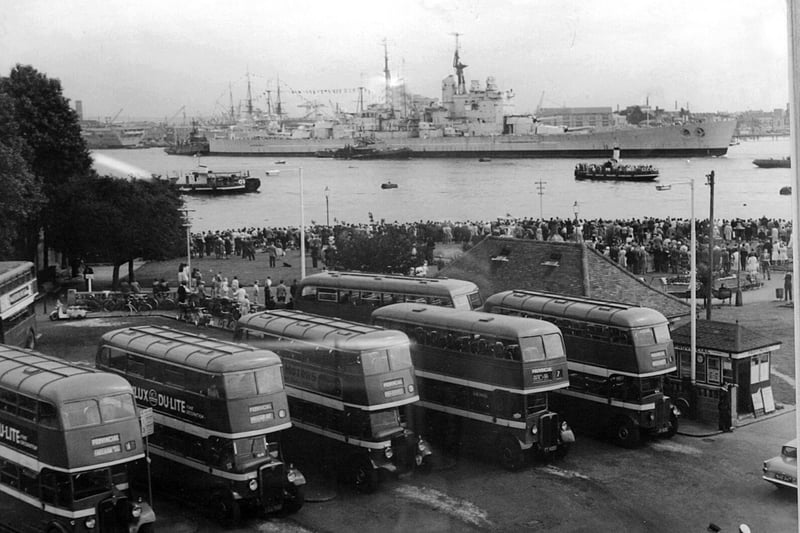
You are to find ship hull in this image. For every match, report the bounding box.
[209,120,736,158]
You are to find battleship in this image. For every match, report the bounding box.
[209,39,736,159]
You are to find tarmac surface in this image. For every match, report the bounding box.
[43,250,797,441]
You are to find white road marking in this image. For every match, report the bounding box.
[648,440,703,455]
[771,369,795,388]
[59,317,133,327]
[539,465,591,480]
[395,485,493,529]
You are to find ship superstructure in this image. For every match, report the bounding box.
[209,38,736,158]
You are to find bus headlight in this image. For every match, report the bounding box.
[531,426,538,435]
[384,447,394,459]
[131,504,142,519]
[287,470,297,483]
[278,409,287,418]
[84,517,96,529]
[249,478,259,491]
[648,413,655,422]
[408,384,415,393]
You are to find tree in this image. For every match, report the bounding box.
[0,93,46,258]
[0,65,92,261]
[45,176,185,287]
[331,225,423,274]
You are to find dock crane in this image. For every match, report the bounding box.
[105,108,123,125]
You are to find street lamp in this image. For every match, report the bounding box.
[573,200,579,220]
[657,179,697,385]
[324,186,330,227]
[180,208,195,287]
[282,168,307,279]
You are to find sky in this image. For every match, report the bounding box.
[0,0,790,123]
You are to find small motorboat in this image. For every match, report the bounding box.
[265,169,281,176]
[274,160,287,165]
[478,157,492,162]
[381,181,398,189]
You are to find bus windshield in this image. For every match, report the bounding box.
[631,327,657,346]
[224,367,283,398]
[370,409,401,439]
[72,469,112,501]
[98,393,136,422]
[362,347,412,375]
[520,333,564,361]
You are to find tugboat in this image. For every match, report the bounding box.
[574,146,659,182]
[753,157,790,168]
[334,140,412,160]
[165,166,261,194]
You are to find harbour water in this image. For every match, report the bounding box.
[95,138,792,233]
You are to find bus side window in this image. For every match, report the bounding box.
[492,342,506,358]
[0,388,17,415]
[300,286,316,301]
[39,401,58,428]
[0,460,19,488]
[412,327,425,344]
[506,344,520,360]
[145,360,163,382]
[18,395,37,421]
[127,356,145,377]
[107,348,127,371]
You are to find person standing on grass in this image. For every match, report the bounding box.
[784,271,792,302]
[276,280,288,304]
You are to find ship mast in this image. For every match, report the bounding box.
[276,75,283,120]
[452,32,467,95]
[246,71,254,118]
[382,38,393,117]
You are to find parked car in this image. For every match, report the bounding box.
[763,439,797,490]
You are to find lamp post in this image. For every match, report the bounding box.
[657,180,696,385]
[283,168,307,279]
[324,186,330,227]
[573,200,579,221]
[180,208,195,287]
[705,170,715,319]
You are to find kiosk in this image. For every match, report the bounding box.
[664,320,782,428]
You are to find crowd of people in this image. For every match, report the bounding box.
[188,214,792,278]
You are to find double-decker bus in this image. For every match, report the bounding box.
[372,303,574,470]
[482,290,679,447]
[0,344,155,533]
[294,271,483,323]
[0,261,38,349]
[234,309,431,493]
[95,326,305,524]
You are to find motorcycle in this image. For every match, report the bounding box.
[49,301,88,320]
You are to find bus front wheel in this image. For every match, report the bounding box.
[211,493,241,525]
[497,434,525,471]
[281,485,305,515]
[353,458,378,493]
[612,418,641,448]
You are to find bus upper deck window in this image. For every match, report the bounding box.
[224,372,258,399]
[98,393,136,422]
[519,337,546,361]
[254,367,282,394]
[361,351,390,375]
[653,324,671,344]
[632,328,657,346]
[542,333,566,359]
[61,400,101,428]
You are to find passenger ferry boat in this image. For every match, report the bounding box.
[164,166,261,194]
[574,147,659,182]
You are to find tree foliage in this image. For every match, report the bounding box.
[0,64,185,278]
[46,176,185,276]
[330,225,423,274]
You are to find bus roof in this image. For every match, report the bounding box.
[297,271,478,296]
[483,290,669,328]
[100,326,282,373]
[0,261,34,279]
[238,309,410,349]
[0,344,132,404]
[372,303,562,338]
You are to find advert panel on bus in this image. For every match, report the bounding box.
[96,326,305,523]
[0,343,155,533]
